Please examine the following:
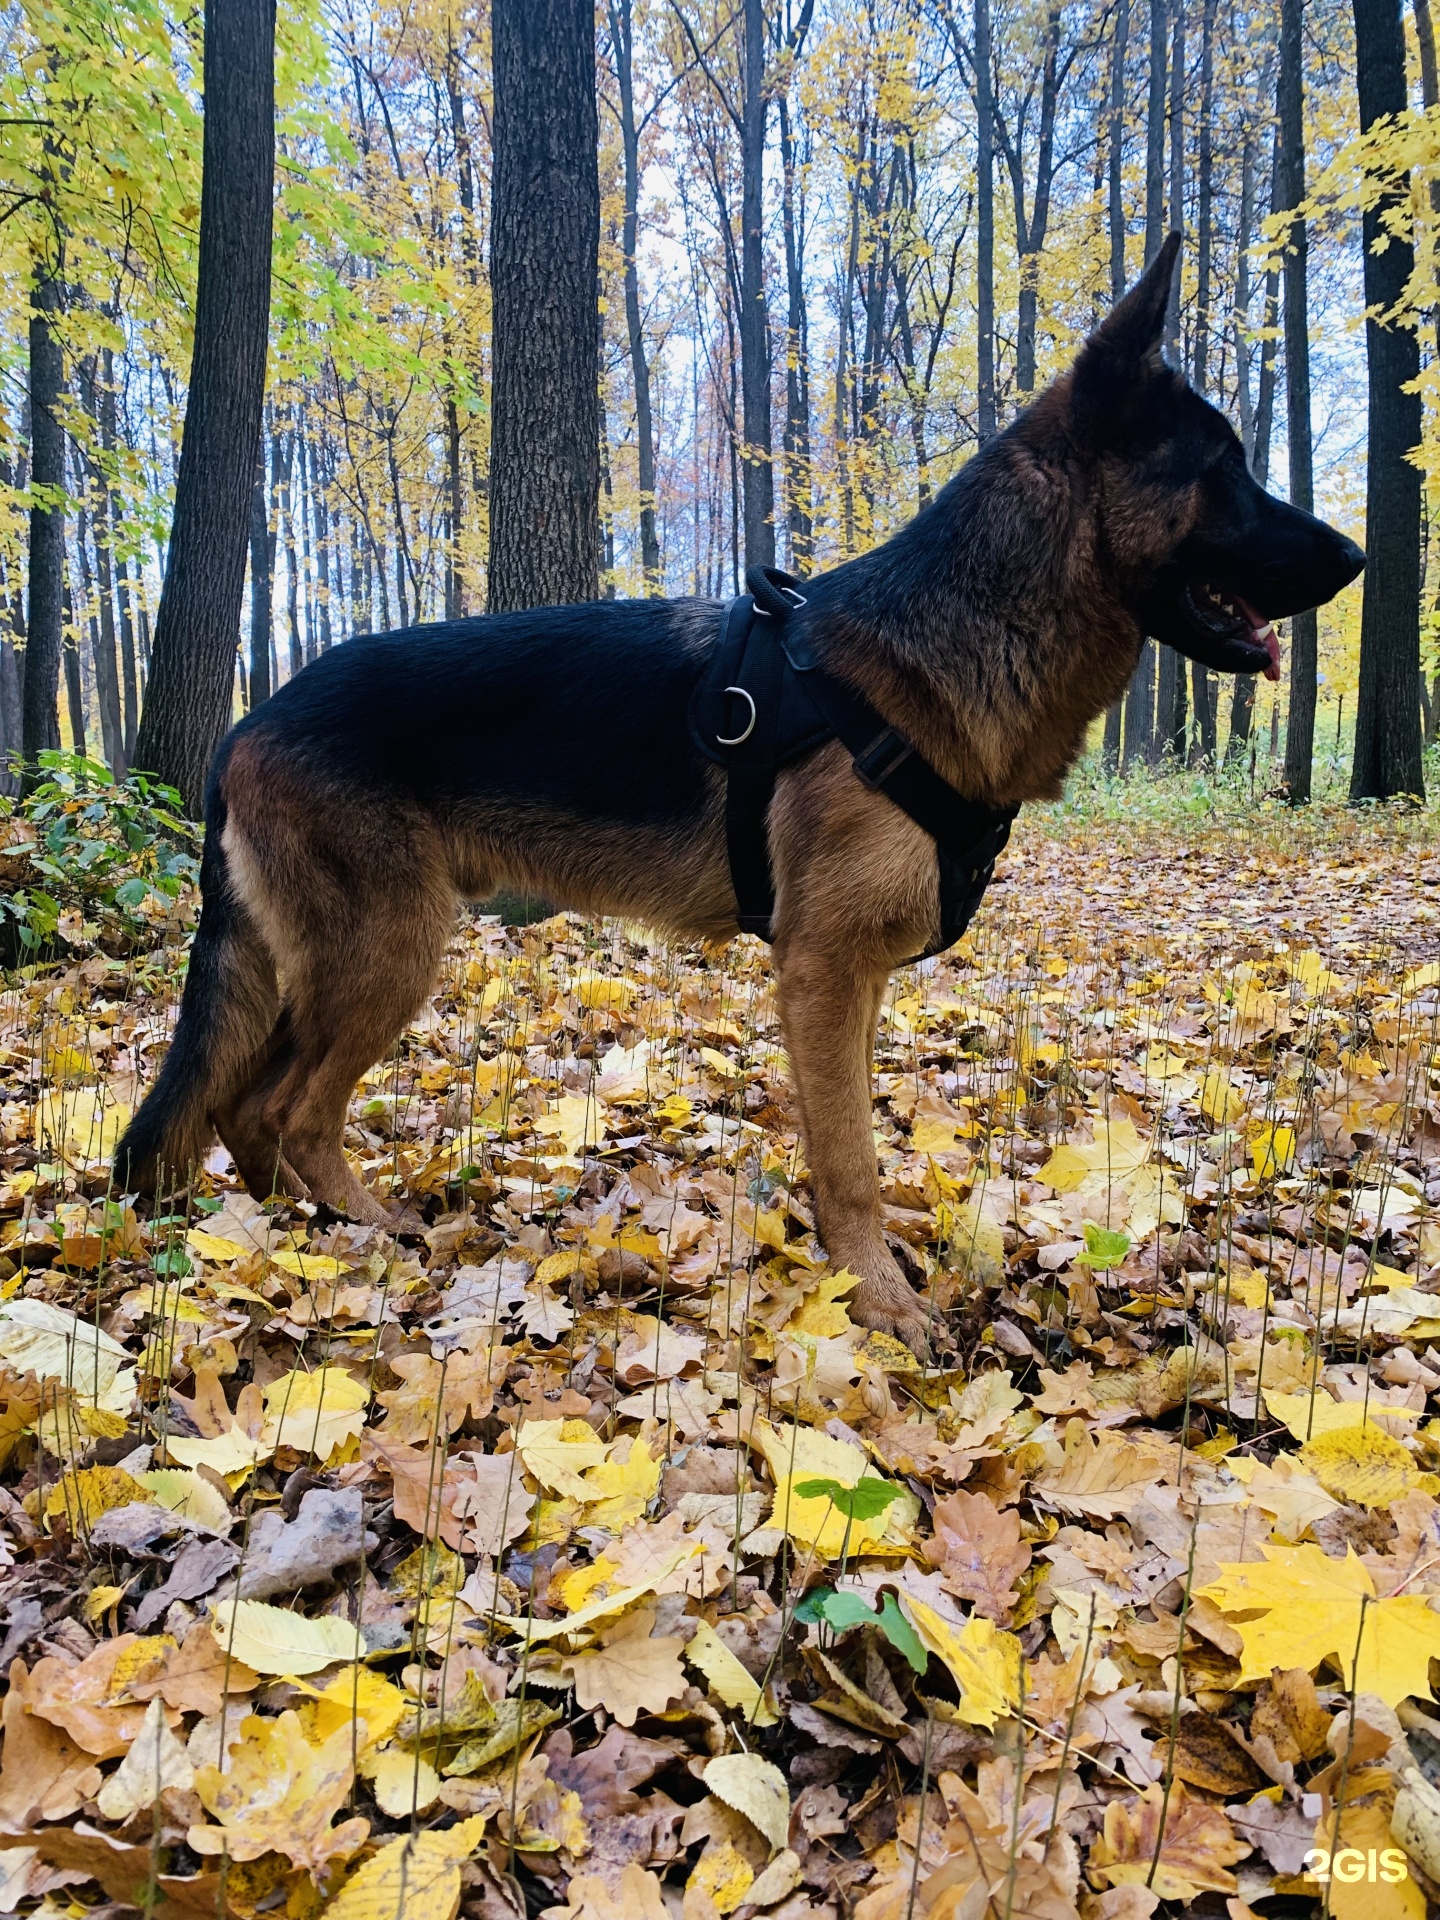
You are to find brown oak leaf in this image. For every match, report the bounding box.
[923,1488,1031,1621]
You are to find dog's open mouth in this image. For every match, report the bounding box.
[1184,583,1281,681]
[1139,570,1284,679]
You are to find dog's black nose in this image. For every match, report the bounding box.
[1334,532,1366,587]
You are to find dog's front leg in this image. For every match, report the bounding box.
[775,943,935,1355]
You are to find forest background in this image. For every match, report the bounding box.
[0,0,1436,806]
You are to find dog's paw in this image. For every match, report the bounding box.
[848,1275,939,1360]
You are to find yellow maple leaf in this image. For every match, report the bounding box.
[578,1433,663,1528]
[1198,1543,1440,1705]
[783,1268,861,1338]
[899,1598,1022,1728]
[1038,1117,1150,1193]
[299,1666,405,1749]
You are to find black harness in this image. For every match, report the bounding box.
[688,566,1018,963]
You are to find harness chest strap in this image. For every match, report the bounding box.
[688,566,1018,962]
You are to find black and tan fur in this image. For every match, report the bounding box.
[115,238,1363,1351]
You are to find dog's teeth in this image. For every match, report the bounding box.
[1222,601,1234,614]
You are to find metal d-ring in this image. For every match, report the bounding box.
[716,686,757,746]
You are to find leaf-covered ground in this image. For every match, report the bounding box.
[0,800,1438,1920]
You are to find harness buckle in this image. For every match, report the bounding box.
[853,726,913,789]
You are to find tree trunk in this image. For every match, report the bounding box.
[1007,6,1061,398]
[1102,0,1130,763]
[1278,0,1318,803]
[1123,643,1155,772]
[488,0,600,611]
[62,585,86,756]
[132,0,275,811]
[1163,0,1184,362]
[248,452,272,709]
[23,267,65,779]
[1154,0,1185,757]
[1144,0,1167,264]
[610,0,660,591]
[778,86,813,565]
[1123,0,1168,767]
[1108,0,1130,299]
[737,0,774,566]
[1350,0,1425,800]
[82,506,124,775]
[975,0,997,439]
[1252,100,1283,490]
[115,550,139,759]
[1411,0,1440,741]
[1192,0,1215,391]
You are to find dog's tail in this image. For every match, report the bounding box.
[113,759,277,1194]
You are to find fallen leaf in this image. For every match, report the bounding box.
[94,1695,195,1821]
[1089,1781,1250,1899]
[188,1710,368,1872]
[0,1657,103,1826]
[703,1751,789,1853]
[208,1598,366,1676]
[1199,1544,1440,1706]
[560,1607,686,1727]
[923,1487,1031,1621]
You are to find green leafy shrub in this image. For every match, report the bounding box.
[0,752,199,964]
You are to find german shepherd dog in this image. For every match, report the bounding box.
[116,238,1362,1351]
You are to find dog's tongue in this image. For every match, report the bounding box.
[1236,596,1281,681]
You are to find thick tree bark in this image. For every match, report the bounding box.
[737,0,774,565]
[23,267,65,779]
[610,0,660,590]
[975,0,997,440]
[132,0,275,810]
[1278,0,1318,802]
[488,0,600,611]
[1351,0,1425,799]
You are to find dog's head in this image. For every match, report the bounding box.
[1065,233,1364,679]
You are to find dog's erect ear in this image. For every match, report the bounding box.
[1069,232,1181,443]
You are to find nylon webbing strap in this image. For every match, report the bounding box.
[695,566,1018,954]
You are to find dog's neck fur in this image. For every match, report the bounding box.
[802,380,1151,807]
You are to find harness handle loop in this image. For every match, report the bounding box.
[745,565,807,620]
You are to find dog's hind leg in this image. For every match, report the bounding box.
[775,943,935,1355]
[227,881,455,1225]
